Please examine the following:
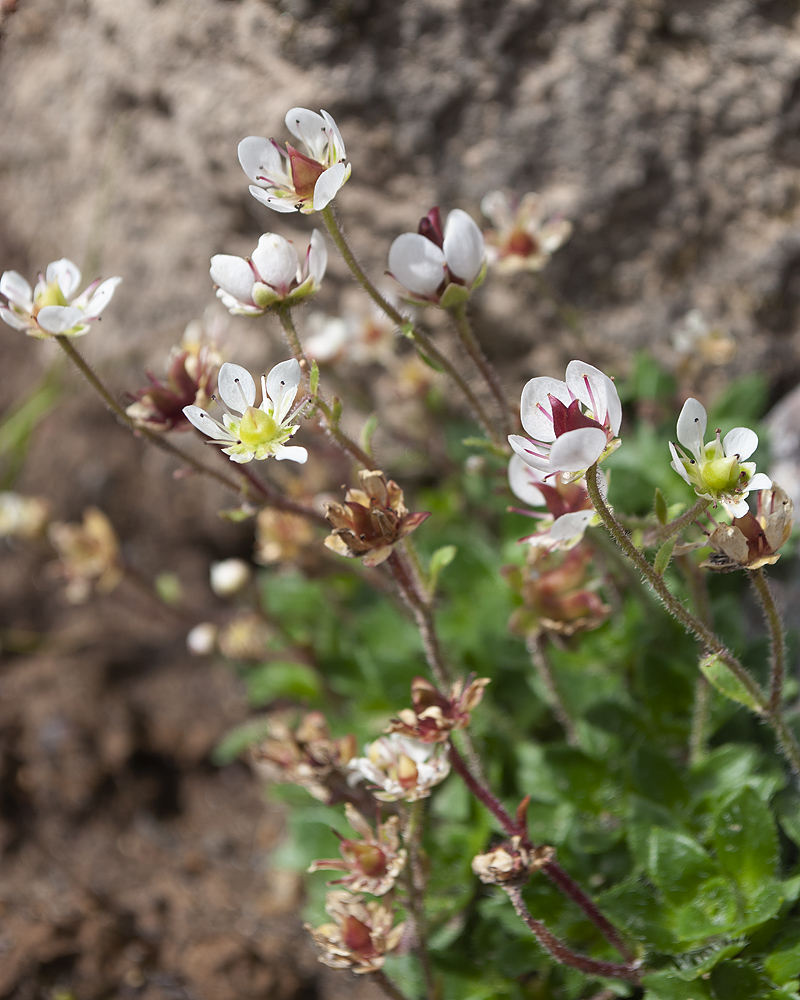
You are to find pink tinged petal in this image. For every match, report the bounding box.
[508,454,547,506]
[218,362,256,413]
[443,209,485,285]
[722,426,758,462]
[548,426,607,472]
[45,258,82,299]
[306,229,327,286]
[252,234,299,292]
[668,441,693,485]
[36,305,86,333]
[0,270,33,310]
[549,510,594,542]
[249,185,298,212]
[0,305,31,330]
[313,162,347,210]
[210,255,255,304]
[388,233,446,297]
[519,377,571,442]
[83,276,122,319]
[285,107,328,160]
[676,398,707,457]
[320,109,346,161]
[238,136,285,185]
[746,473,772,493]
[274,444,308,464]
[566,360,621,434]
[266,358,302,423]
[508,434,551,472]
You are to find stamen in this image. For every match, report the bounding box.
[582,374,600,422]
[233,377,251,410]
[537,402,554,424]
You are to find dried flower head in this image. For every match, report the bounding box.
[48,507,123,604]
[472,837,555,886]
[347,733,451,802]
[0,492,50,540]
[304,891,405,974]
[324,470,429,568]
[308,803,407,896]
[251,711,358,805]
[481,190,572,273]
[255,508,315,565]
[386,676,490,744]
[702,484,794,572]
[217,611,272,660]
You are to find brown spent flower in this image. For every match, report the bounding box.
[304,891,405,974]
[386,676,490,744]
[254,507,315,565]
[217,611,273,660]
[48,507,123,604]
[702,484,794,572]
[251,711,358,805]
[324,469,430,568]
[308,803,407,896]
[472,837,555,886]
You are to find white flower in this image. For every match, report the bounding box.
[186,622,218,656]
[304,301,395,365]
[0,259,121,339]
[669,398,772,517]
[209,558,251,597]
[183,360,307,464]
[347,733,450,802]
[508,454,599,550]
[481,190,572,273]
[509,360,622,483]
[388,207,486,305]
[211,231,326,314]
[239,108,351,215]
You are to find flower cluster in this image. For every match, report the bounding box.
[304,891,405,975]
[1,258,121,339]
[308,803,407,896]
[183,360,307,464]
[347,733,451,802]
[481,190,572,273]
[386,676,490,743]
[510,360,622,483]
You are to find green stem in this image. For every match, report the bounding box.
[387,549,451,688]
[677,553,713,764]
[750,568,788,718]
[320,204,503,447]
[527,633,579,746]
[449,301,511,437]
[653,497,711,544]
[274,302,310,370]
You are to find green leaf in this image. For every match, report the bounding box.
[765,920,800,985]
[699,654,763,713]
[647,829,720,906]
[672,940,747,981]
[360,413,378,455]
[245,661,322,706]
[654,487,669,525]
[712,786,779,897]
[709,960,777,999]
[309,359,319,396]
[644,969,714,999]
[654,535,677,574]
[429,545,457,590]
[331,396,343,422]
[212,717,272,765]
[154,571,182,605]
[218,503,256,522]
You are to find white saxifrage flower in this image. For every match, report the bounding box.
[669,397,772,517]
[239,108,351,214]
[183,360,307,464]
[388,207,486,306]
[211,231,326,314]
[1,259,121,339]
[347,733,450,802]
[481,190,572,273]
[508,454,601,550]
[509,360,622,483]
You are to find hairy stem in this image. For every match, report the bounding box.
[677,553,713,764]
[403,800,437,999]
[527,633,579,746]
[387,549,451,688]
[372,970,414,1000]
[750,568,788,717]
[320,204,503,446]
[653,496,710,544]
[448,301,511,437]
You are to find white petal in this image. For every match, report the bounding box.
[266,358,302,423]
[249,186,298,212]
[36,305,86,333]
[388,233,446,297]
[480,190,513,229]
[313,162,347,210]
[306,229,327,286]
[238,136,286,185]
[183,404,220,437]
[0,270,33,311]
[519,376,571,442]
[549,510,594,541]
[274,444,308,464]
[285,107,328,160]
[508,454,547,506]
[722,426,758,462]
[46,258,82,299]
[745,473,772,493]
[669,441,693,485]
[218,362,256,413]
[723,498,750,518]
[210,254,255,303]
[548,427,607,472]
[0,305,31,330]
[320,109,346,161]
[566,360,621,434]
[83,276,122,319]
[508,434,551,473]
[676,398,707,457]
[251,234,298,293]
[443,209,485,285]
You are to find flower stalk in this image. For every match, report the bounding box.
[750,567,787,717]
[448,300,511,437]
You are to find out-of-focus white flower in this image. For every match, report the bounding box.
[304,305,395,365]
[672,309,735,366]
[48,507,123,604]
[481,191,571,273]
[388,207,486,306]
[239,108,351,214]
[508,455,600,550]
[0,492,50,539]
[209,558,251,597]
[347,733,450,802]
[183,360,307,465]
[211,231,326,314]
[509,360,622,483]
[1,259,121,339]
[669,398,771,517]
[186,622,218,656]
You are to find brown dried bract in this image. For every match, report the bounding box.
[386,676,490,743]
[472,836,555,885]
[304,891,405,974]
[702,484,794,572]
